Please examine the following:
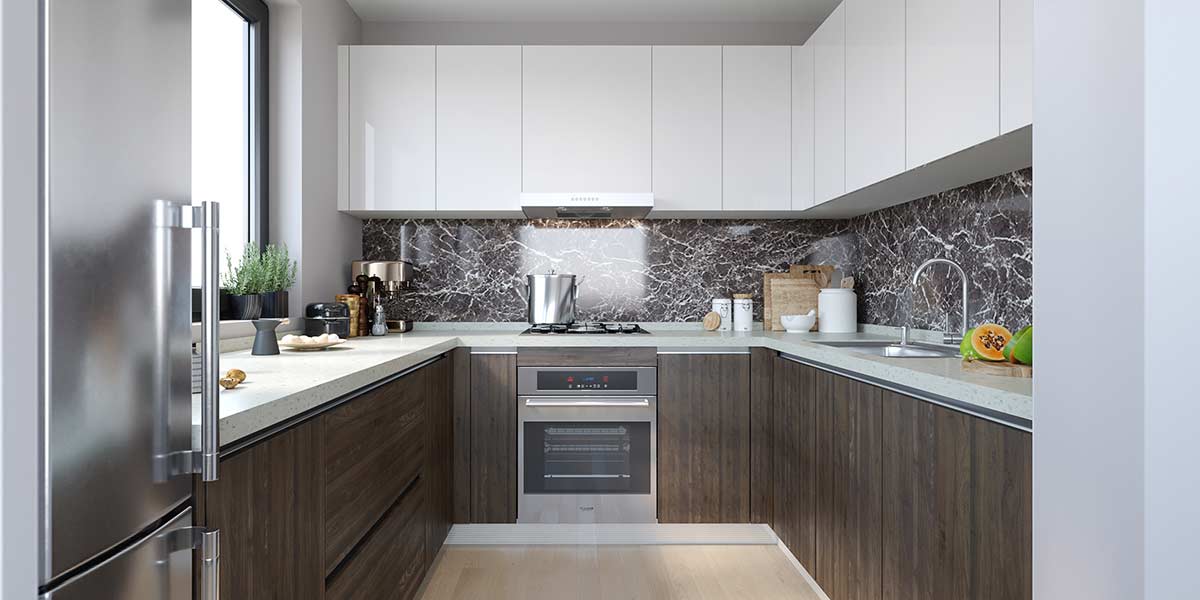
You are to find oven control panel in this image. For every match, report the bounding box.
[536,370,638,391]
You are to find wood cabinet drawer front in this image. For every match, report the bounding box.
[325,480,427,600]
[323,373,427,573]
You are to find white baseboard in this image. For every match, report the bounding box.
[444,523,779,546]
[774,537,832,600]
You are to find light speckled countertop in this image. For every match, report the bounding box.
[211,325,1033,447]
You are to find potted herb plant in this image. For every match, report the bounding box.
[259,244,297,319]
[222,244,268,320]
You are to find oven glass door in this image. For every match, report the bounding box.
[523,420,652,495]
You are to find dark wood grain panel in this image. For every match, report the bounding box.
[882,392,972,600]
[323,373,426,574]
[325,480,427,600]
[749,347,774,525]
[815,373,883,600]
[204,420,323,600]
[424,356,453,562]
[972,417,1033,600]
[772,357,818,570]
[517,346,658,367]
[471,353,518,523]
[451,347,472,524]
[657,353,751,523]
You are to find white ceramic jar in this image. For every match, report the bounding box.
[817,288,857,333]
[711,298,733,332]
[732,294,753,332]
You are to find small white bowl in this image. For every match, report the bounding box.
[780,313,817,333]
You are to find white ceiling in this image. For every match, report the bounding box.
[347,0,841,24]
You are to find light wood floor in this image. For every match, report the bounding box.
[417,545,825,600]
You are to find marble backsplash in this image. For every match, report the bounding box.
[362,168,1032,331]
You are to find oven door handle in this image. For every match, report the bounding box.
[523,398,651,408]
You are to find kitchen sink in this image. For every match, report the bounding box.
[814,340,960,359]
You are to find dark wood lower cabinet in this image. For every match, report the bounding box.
[201,355,454,600]
[769,354,1031,600]
[749,348,775,525]
[657,353,751,523]
[881,392,1032,600]
[203,419,324,600]
[470,353,518,523]
[815,371,883,600]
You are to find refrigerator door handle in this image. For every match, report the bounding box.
[164,527,220,600]
[196,201,220,482]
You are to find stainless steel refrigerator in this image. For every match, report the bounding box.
[39,0,221,598]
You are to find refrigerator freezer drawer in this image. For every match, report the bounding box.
[42,507,197,600]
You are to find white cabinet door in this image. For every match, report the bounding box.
[1000,0,1033,133]
[344,46,436,211]
[907,0,1000,168]
[436,45,522,212]
[522,46,651,193]
[722,46,792,211]
[792,45,815,210]
[845,0,906,192]
[652,46,722,212]
[813,4,846,204]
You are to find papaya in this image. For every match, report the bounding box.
[960,328,980,360]
[967,323,1012,362]
[1004,325,1033,365]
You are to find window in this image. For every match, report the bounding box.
[191,0,268,292]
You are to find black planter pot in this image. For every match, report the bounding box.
[260,290,289,319]
[228,293,263,320]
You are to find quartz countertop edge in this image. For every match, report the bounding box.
[213,329,1033,447]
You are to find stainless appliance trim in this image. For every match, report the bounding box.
[777,352,1032,432]
[518,393,657,524]
[517,366,658,396]
[524,398,652,408]
[198,201,220,481]
[656,347,751,355]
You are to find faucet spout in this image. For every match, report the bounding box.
[911,258,970,345]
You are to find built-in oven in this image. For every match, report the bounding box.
[517,366,657,524]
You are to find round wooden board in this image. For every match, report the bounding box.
[961,358,1032,378]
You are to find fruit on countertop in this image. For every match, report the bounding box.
[1003,325,1033,365]
[962,323,1013,362]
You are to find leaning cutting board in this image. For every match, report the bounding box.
[768,278,821,331]
[789,264,836,289]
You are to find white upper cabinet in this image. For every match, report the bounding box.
[1000,0,1033,133]
[522,46,651,193]
[792,45,816,210]
[341,45,436,212]
[722,46,792,211]
[906,0,1000,168]
[436,46,522,212]
[812,4,846,204]
[845,0,906,192]
[652,46,722,212]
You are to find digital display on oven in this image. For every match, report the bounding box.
[536,370,638,391]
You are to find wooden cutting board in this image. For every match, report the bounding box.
[961,359,1033,378]
[789,264,836,289]
[767,278,820,331]
[763,264,836,331]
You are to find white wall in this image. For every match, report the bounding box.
[1033,1,1145,599]
[268,0,363,318]
[0,0,42,597]
[1143,0,1200,597]
[362,20,812,45]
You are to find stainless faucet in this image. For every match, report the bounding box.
[911,258,970,346]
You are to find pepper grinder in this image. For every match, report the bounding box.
[371,299,388,336]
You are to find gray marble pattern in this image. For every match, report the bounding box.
[362,169,1032,331]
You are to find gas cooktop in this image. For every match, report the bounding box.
[522,322,650,335]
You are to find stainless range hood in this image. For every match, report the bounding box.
[520,193,654,219]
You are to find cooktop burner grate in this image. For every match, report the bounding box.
[522,322,650,335]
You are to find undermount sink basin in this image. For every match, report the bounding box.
[814,340,960,359]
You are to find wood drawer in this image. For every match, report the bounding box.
[325,479,427,600]
[323,371,427,574]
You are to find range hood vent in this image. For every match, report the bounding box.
[520,193,654,219]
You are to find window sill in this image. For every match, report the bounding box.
[191,318,294,343]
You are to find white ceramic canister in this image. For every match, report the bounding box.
[817,288,857,333]
[711,298,733,332]
[732,294,754,332]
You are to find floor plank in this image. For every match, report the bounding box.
[418,545,824,600]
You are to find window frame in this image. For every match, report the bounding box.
[217,0,269,249]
